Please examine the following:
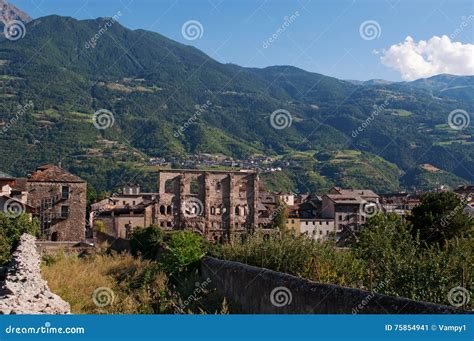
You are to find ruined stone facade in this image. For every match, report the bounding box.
[156,170,259,241]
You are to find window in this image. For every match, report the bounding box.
[235,206,240,216]
[61,186,69,199]
[132,201,136,206]
[123,201,126,205]
[60,206,69,219]
[160,205,166,215]
[190,180,199,195]
[216,181,221,193]
[165,179,174,193]
[166,206,172,215]
[167,221,172,227]
[338,214,343,220]
[291,219,294,224]
[211,206,216,215]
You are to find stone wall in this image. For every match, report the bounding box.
[0,234,70,314]
[201,257,465,314]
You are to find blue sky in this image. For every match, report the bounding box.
[14,0,474,81]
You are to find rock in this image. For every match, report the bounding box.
[0,234,70,314]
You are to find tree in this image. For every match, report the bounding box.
[130,225,165,259]
[0,213,39,264]
[161,231,205,274]
[408,192,473,245]
[272,200,288,230]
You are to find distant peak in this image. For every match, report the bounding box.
[0,0,32,23]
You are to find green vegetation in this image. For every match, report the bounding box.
[43,229,228,314]
[0,16,472,194]
[408,191,473,245]
[42,253,229,314]
[0,213,39,264]
[211,192,473,309]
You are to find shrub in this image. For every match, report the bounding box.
[161,231,206,274]
[212,231,365,287]
[130,225,164,259]
[0,213,39,264]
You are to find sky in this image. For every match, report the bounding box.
[12,0,474,81]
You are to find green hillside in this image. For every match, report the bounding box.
[0,16,472,194]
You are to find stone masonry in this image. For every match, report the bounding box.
[0,234,70,314]
[156,169,259,242]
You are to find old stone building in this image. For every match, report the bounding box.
[25,164,86,241]
[156,169,259,242]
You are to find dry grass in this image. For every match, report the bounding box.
[42,252,231,314]
[42,253,170,314]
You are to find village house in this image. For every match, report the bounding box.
[321,187,381,232]
[299,218,336,241]
[25,164,87,241]
[0,171,35,219]
[91,184,158,238]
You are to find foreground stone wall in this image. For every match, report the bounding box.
[201,257,465,314]
[0,234,70,314]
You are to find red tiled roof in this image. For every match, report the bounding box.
[28,164,85,183]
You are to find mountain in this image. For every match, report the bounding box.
[0,0,31,24]
[0,15,472,195]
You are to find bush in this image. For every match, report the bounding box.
[161,231,206,274]
[130,225,165,259]
[212,231,366,287]
[0,213,39,264]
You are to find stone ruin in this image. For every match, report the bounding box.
[0,234,70,314]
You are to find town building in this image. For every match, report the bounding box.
[299,218,335,241]
[25,164,87,241]
[91,184,158,238]
[321,187,381,232]
[0,171,35,218]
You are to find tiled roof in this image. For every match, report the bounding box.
[28,164,85,183]
[325,194,364,204]
[11,178,27,191]
[0,170,14,179]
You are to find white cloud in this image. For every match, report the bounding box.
[380,35,474,80]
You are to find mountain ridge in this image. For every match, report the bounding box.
[0,14,472,194]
